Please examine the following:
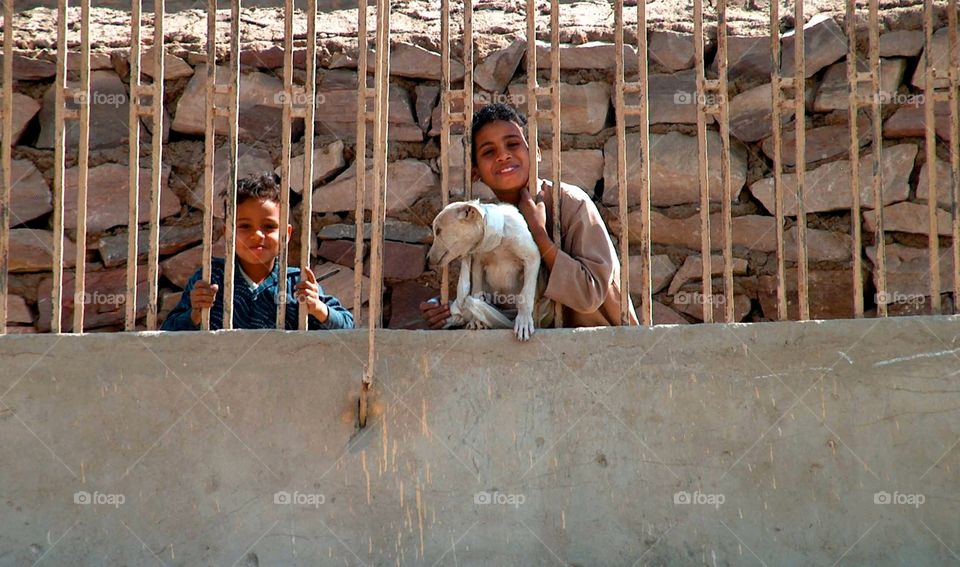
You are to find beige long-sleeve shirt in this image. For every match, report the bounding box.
[537,180,639,327]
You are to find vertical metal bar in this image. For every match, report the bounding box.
[635,0,651,326]
[549,0,562,327]
[924,0,940,314]
[201,0,217,331]
[439,0,450,307]
[950,0,960,314]
[71,0,91,333]
[463,0,474,202]
[526,0,540,292]
[0,0,14,334]
[794,0,809,320]
[299,0,318,330]
[145,0,165,330]
[614,0,633,325]
[771,0,787,320]
[353,0,368,323]
[126,0,142,330]
[846,0,864,318]
[277,0,294,329]
[716,0,734,322]
[869,0,887,317]
[51,0,69,333]
[222,0,241,329]
[694,0,712,322]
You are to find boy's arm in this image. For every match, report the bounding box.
[161,272,202,331]
[307,287,355,330]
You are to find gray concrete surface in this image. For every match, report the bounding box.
[0,318,958,566]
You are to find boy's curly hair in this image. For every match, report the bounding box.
[470,103,528,167]
[220,171,300,215]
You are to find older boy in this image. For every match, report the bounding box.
[162,172,354,330]
[421,103,637,328]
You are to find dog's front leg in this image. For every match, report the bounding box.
[447,256,472,327]
[514,254,540,341]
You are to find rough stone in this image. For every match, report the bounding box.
[781,14,848,79]
[748,143,918,215]
[507,81,609,135]
[158,290,183,324]
[534,41,637,73]
[867,243,954,299]
[916,157,956,209]
[711,35,772,82]
[313,159,438,214]
[651,301,689,325]
[879,30,925,57]
[135,47,195,81]
[189,144,275,216]
[240,45,285,69]
[318,239,360,268]
[1,54,55,80]
[757,270,857,320]
[317,219,433,244]
[863,201,952,236]
[728,82,795,143]
[312,261,369,310]
[619,70,711,126]
[37,70,134,150]
[344,43,464,82]
[9,229,77,273]
[160,240,224,289]
[388,280,439,329]
[603,131,747,207]
[415,84,440,132]
[813,58,907,112]
[6,93,40,146]
[365,241,427,282]
[785,226,852,263]
[912,27,953,89]
[10,159,51,226]
[673,291,751,322]
[883,100,952,140]
[760,117,872,166]
[668,255,748,296]
[648,31,696,72]
[314,85,421,142]
[475,39,526,92]
[97,224,204,268]
[37,266,152,332]
[64,163,176,232]
[538,149,604,197]
[276,140,346,194]
[6,295,32,325]
[628,254,676,295]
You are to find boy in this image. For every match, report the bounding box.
[162,172,354,331]
[420,103,638,328]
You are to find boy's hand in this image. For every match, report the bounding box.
[189,281,219,325]
[419,297,451,329]
[295,266,329,323]
[517,182,548,237]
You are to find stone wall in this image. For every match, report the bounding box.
[4,4,958,332]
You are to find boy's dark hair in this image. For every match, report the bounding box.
[221,171,300,215]
[470,103,528,166]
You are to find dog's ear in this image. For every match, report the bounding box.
[457,202,482,221]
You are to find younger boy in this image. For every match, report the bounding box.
[162,172,354,331]
[420,103,638,328]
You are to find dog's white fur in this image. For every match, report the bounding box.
[427,200,542,341]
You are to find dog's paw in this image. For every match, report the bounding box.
[514,313,535,341]
[466,320,489,330]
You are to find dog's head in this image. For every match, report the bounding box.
[427,201,485,269]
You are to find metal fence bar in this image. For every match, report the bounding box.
[0,0,13,334]
[771,0,787,320]
[525,0,540,310]
[71,0,91,333]
[201,0,217,331]
[276,0,295,329]
[845,0,864,318]
[716,0,734,322]
[144,0,164,329]
[360,0,390,428]
[126,0,143,330]
[222,0,242,329]
[694,0,713,323]
[950,0,960,314]
[51,0,70,333]
[439,0,452,307]
[548,0,562,327]
[924,0,941,314]
[463,0,473,201]
[793,0,809,320]
[867,0,886,318]
[353,0,369,324]
[299,0,318,330]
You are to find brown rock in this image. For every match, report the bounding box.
[1,55,55,80]
[883,100,952,140]
[757,270,857,320]
[879,31,925,57]
[276,140,346,193]
[240,45,285,69]
[728,82,795,143]
[97,224,204,268]
[863,201,952,236]
[867,243,954,299]
[813,58,907,112]
[318,239,360,268]
[712,35,772,82]
[9,229,77,273]
[64,163,176,232]
[748,143,918,215]
[7,295,33,324]
[912,27,953,89]
[6,93,40,146]
[649,31,696,72]
[538,149,604,197]
[343,43,464,81]
[603,131,747,207]
[534,41,638,73]
[785,226,852,263]
[388,280,439,329]
[160,240,225,289]
[667,255,748,296]
[619,70,713,127]
[638,212,776,252]
[312,261,369,311]
[365,241,427,282]
[651,301,689,325]
[317,220,433,244]
[314,85,421,142]
[65,52,113,71]
[628,254,676,295]
[189,144,275,216]
[313,159,439,214]
[37,71,135,150]
[781,14,847,79]
[507,81,609,135]
[10,159,51,226]
[415,84,440,132]
[37,266,152,332]
[136,47,195,81]
[760,118,872,166]
[158,290,183,324]
[917,157,956,209]
[475,39,526,92]
[673,291,751,322]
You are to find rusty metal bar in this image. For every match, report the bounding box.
[845,0,864,318]
[353,0,369,324]
[793,0,809,320]
[924,0,941,314]
[771,0,787,320]
[950,0,960,314]
[694,0,713,323]
[126,0,143,330]
[276,0,295,328]
[51,0,70,333]
[222,0,242,329]
[868,0,886,318]
[70,0,91,333]
[360,0,390,428]
[463,0,474,202]
[299,0,318,330]
[146,1,165,330]
[716,0,734,322]
[525,0,541,317]
[439,0,452,307]
[549,0,562,327]
[0,0,13,334]
[201,0,217,330]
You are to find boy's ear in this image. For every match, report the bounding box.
[287,224,293,239]
[535,146,542,162]
[470,166,480,183]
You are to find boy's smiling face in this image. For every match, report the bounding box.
[472,119,537,201]
[235,197,291,278]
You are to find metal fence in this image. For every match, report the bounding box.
[1,0,960,336]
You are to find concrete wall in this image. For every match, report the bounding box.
[1,319,958,566]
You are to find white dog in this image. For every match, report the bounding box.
[426,200,549,341]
